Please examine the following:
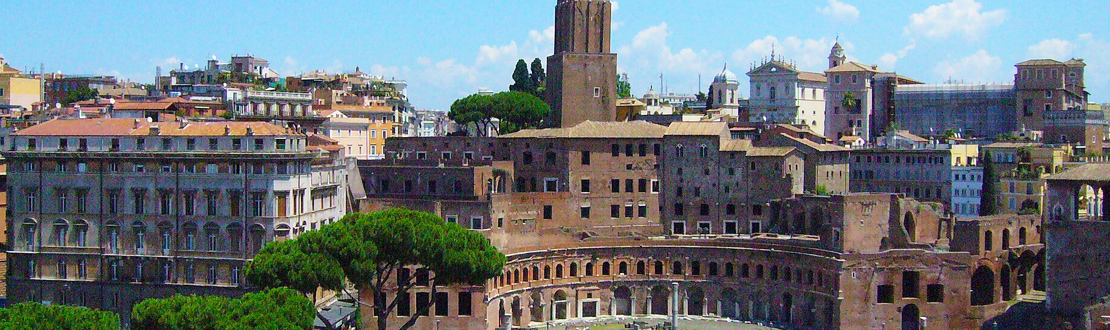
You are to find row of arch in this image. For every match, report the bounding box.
[495,258,836,295]
[495,284,836,329]
[982,226,1039,251]
[970,250,1046,306]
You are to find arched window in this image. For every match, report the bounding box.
[248,224,265,253]
[636,261,646,275]
[132,221,147,251]
[532,266,539,280]
[555,264,564,278]
[984,230,994,251]
[676,145,684,158]
[182,222,198,251]
[601,262,611,275]
[699,145,709,158]
[204,222,221,251]
[618,261,628,275]
[158,221,173,254]
[1001,229,1011,250]
[53,219,69,246]
[570,262,578,277]
[226,223,242,252]
[543,265,551,279]
[585,262,594,276]
[74,220,89,246]
[1018,227,1028,245]
[672,261,683,275]
[654,261,664,275]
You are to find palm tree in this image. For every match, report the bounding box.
[841,91,859,114]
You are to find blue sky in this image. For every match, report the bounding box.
[2,0,1108,110]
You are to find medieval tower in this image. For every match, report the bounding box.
[546,0,618,128]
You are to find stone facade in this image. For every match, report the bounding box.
[1015,59,1089,131]
[2,119,347,325]
[546,0,617,128]
[747,57,827,133]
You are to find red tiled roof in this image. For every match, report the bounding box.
[14,118,299,137]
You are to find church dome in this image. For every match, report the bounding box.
[714,64,739,84]
[643,87,659,98]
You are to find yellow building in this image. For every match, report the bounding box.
[321,105,395,160]
[984,142,1070,215]
[0,58,42,111]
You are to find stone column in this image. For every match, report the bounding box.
[716,299,722,317]
[646,296,653,315]
[630,295,637,315]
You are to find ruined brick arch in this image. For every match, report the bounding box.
[971,264,996,306]
[903,211,916,242]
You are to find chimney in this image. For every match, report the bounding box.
[150,125,161,136]
[133,118,141,129]
[224,124,231,136]
[246,126,254,136]
[179,118,189,129]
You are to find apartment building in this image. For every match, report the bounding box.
[2,118,347,324]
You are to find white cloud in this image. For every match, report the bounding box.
[529,26,555,45]
[1027,39,1076,60]
[622,22,720,74]
[817,0,860,23]
[933,50,1003,83]
[476,41,519,67]
[611,1,619,12]
[731,35,845,73]
[906,0,1006,40]
[876,42,917,70]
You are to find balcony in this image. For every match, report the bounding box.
[244,90,312,101]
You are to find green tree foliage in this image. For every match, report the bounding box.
[246,209,505,330]
[0,302,119,330]
[510,59,535,94]
[530,58,546,97]
[705,85,716,110]
[617,74,632,98]
[131,287,313,330]
[980,150,998,216]
[842,91,860,113]
[62,86,99,105]
[448,92,550,136]
[493,91,550,134]
[245,233,346,295]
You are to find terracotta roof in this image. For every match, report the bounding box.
[1016,59,1064,66]
[14,118,299,137]
[664,122,728,136]
[1048,164,1110,181]
[895,131,928,143]
[839,135,862,142]
[826,61,883,73]
[500,120,665,139]
[774,133,849,152]
[112,102,174,111]
[720,139,753,152]
[797,72,827,82]
[747,147,795,157]
[983,142,1043,149]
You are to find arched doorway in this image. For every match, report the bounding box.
[901,304,920,330]
[720,288,738,319]
[530,291,544,322]
[498,301,507,328]
[687,287,705,316]
[553,290,569,320]
[613,286,632,316]
[1000,264,1012,301]
[651,285,670,315]
[971,266,995,305]
[781,293,793,323]
[511,296,522,326]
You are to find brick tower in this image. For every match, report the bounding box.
[546,0,618,128]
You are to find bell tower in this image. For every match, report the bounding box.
[547,0,618,128]
[829,39,846,69]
